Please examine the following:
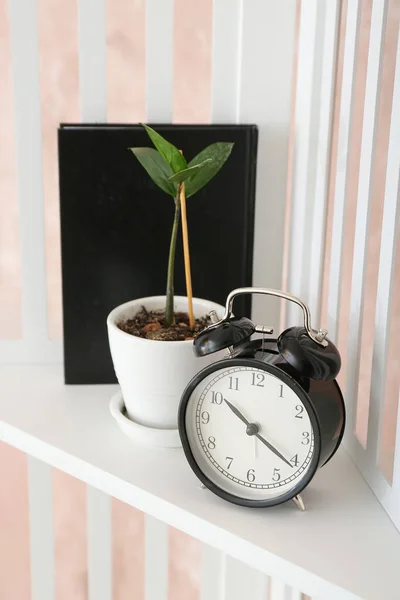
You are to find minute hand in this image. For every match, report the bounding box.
[255,433,293,468]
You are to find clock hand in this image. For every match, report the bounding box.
[255,433,293,468]
[223,398,250,427]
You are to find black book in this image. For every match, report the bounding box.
[58,123,258,384]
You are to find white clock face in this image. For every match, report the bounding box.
[184,365,316,501]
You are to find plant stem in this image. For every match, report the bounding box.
[165,188,181,327]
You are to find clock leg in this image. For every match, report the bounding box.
[292,494,305,511]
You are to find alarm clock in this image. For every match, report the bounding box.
[178,288,345,510]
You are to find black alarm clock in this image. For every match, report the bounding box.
[178,288,345,510]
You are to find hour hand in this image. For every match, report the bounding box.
[223,398,250,426]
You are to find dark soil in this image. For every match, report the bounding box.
[117,306,211,341]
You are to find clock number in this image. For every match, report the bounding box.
[225,456,233,470]
[229,376,239,391]
[295,405,304,419]
[201,411,210,425]
[207,436,216,450]
[301,431,310,445]
[211,391,223,405]
[279,384,284,398]
[246,469,255,482]
[290,454,299,467]
[272,468,281,482]
[251,372,265,387]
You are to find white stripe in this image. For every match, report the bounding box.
[146,0,173,122]
[269,578,295,600]
[78,0,107,121]
[28,457,54,600]
[7,0,48,345]
[200,545,225,600]
[287,0,330,324]
[221,555,269,600]
[87,487,112,600]
[393,391,400,496]
[327,0,361,342]
[346,421,400,533]
[239,0,296,327]
[145,515,168,600]
[308,0,341,323]
[345,0,388,434]
[211,0,243,123]
[368,31,400,464]
[0,340,62,365]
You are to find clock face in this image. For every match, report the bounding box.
[181,362,319,505]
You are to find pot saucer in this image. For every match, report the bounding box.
[109,391,182,448]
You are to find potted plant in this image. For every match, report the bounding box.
[107,124,233,444]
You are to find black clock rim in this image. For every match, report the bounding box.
[320,378,346,468]
[178,357,322,508]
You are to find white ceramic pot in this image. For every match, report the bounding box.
[107,295,225,431]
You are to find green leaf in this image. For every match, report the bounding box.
[184,142,234,197]
[141,124,187,173]
[129,147,177,197]
[167,159,212,184]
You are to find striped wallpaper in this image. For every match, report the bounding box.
[0,0,399,598]
[316,0,400,478]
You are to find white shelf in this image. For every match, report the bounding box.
[0,366,399,600]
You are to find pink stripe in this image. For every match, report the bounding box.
[37,0,80,340]
[106,2,146,597]
[167,4,214,596]
[0,444,31,600]
[53,470,88,600]
[36,2,85,597]
[169,528,201,600]
[112,499,145,600]
[173,0,213,124]
[356,0,400,446]
[0,0,22,339]
[106,0,146,123]
[336,0,373,412]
